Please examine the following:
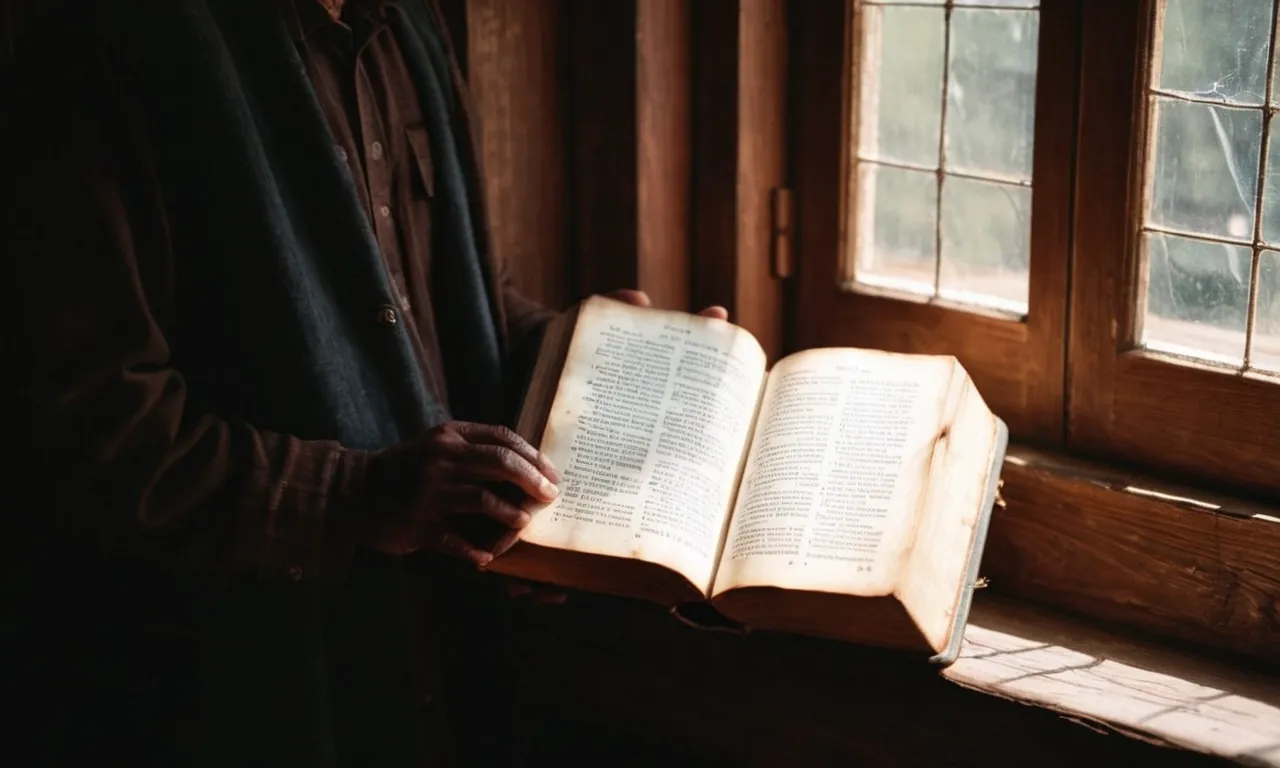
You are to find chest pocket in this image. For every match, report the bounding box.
[405,123,434,200]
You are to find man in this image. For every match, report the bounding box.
[6,0,724,765]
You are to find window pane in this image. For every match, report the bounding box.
[854,163,937,296]
[1262,123,1280,244]
[858,6,945,168]
[940,176,1031,312]
[1141,232,1251,365]
[848,3,1041,314]
[1157,0,1273,106]
[1147,98,1261,240]
[1139,1,1280,374]
[945,8,1039,181]
[1253,250,1280,373]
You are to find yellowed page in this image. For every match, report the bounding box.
[897,373,999,651]
[521,296,767,594]
[711,347,956,598]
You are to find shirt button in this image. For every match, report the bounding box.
[370,141,384,161]
[287,565,303,581]
[378,305,399,326]
[378,204,392,219]
[335,145,348,162]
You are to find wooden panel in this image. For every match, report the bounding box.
[465,0,572,309]
[636,0,692,310]
[1067,0,1280,497]
[983,447,1280,664]
[570,0,638,299]
[570,0,692,309]
[692,0,788,361]
[791,0,1079,444]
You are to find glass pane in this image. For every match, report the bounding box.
[1142,232,1251,365]
[1147,97,1261,240]
[945,9,1039,181]
[1262,121,1280,244]
[1158,0,1273,105]
[855,163,938,295]
[1253,250,1280,372]
[939,176,1031,312]
[1273,17,1280,105]
[859,6,945,167]
[871,0,944,4]
[957,0,1038,6]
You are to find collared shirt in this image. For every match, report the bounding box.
[294,0,452,402]
[12,0,549,584]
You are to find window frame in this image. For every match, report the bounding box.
[1069,0,1280,500]
[792,0,1080,445]
[791,0,1280,664]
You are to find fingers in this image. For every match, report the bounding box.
[451,423,561,484]
[458,444,560,503]
[436,529,494,568]
[445,486,532,529]
[604,289,651,307]
[697,305,729,320]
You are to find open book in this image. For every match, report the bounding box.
[491,296,1008,664]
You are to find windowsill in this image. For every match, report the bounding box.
[985,443,1280,664]
[947,595,1280,765]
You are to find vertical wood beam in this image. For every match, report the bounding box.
[570,0,693,310]
[462,0,573,309]
[692,0,789,361]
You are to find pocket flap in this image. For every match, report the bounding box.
[405,122,434,198]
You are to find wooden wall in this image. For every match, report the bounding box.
[445,0,786,361]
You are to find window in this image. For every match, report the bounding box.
[1071,0,1280,495]
[1138,0,1280,373]
[795,0,1280,493]
[791,0,1280,660]
[792,0,1078,443]
[851,0,1040,316]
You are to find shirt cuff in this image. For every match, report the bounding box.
[256,440,373,584]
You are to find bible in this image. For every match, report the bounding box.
[490,296,1008,665]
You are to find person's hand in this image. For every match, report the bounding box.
[361,422,560,566]
[603,289,729,321]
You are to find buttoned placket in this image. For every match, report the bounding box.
[349,25,413,317]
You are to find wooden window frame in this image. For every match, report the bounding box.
[1070,0,1280,499]
[793,0,1280,665]
[792,0,1079,444]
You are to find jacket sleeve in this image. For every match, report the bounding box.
[10,22,371,585]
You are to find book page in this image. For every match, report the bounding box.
[711,348,956,598]
[897,374,1000,651]
[521,297,767,594]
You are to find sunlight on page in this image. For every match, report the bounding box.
[522,298,767,594]
[712,348,953,597]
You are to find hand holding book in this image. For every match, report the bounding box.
[490,296,1007,664]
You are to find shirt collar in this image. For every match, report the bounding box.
[287,0,395,44]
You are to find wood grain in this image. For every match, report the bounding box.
[984,446,1280,664]
[692,0,788,362]
[1067,0,1280,498]
[947,597,1280,764]
[790,0,1079,445]
[569,0,638,300]
[465,0,571,309]
[637,0,692,311]
[569,0,692,310]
